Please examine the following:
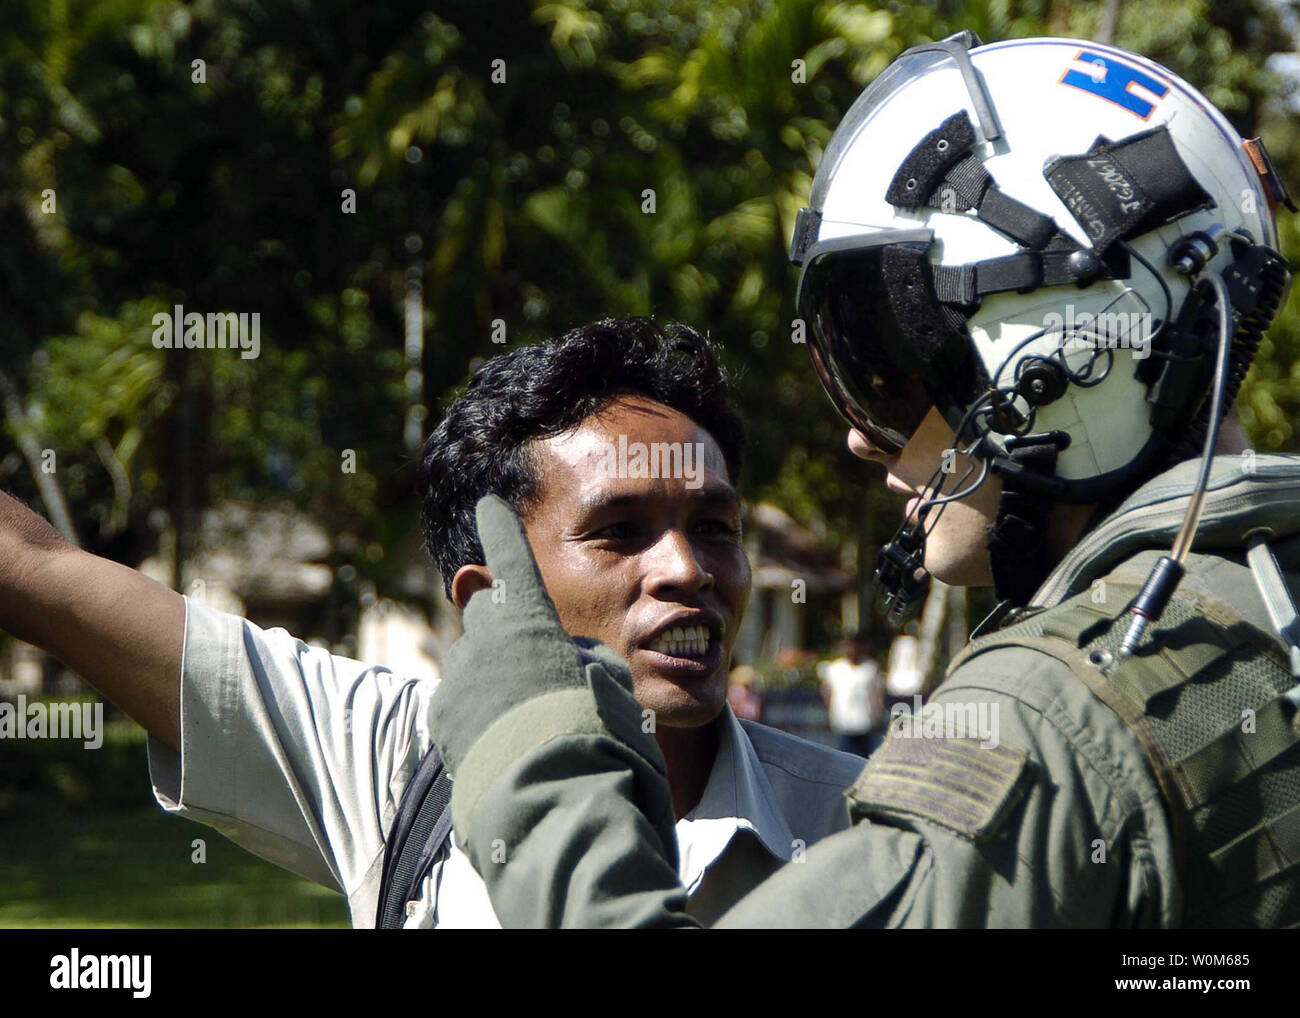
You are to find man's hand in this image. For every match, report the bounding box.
[0,490,184,749]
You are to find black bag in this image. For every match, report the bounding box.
[374,745,454,928]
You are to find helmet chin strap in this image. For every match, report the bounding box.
[984,443,1061,606]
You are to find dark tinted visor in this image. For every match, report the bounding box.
[797,238,938,455]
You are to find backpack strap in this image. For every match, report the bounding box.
[374,745,455,929]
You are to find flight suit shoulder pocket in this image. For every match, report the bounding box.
[847,735,1035,844]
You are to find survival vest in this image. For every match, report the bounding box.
[950,455,1300,927]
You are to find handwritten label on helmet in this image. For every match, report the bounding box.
[1044,128,1213,253]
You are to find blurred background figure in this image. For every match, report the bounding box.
[817,634,883,757]
[726,664,764,723]
[885,634,925,719]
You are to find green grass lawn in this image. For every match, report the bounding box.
[0,703,349,928]
[0,805,349,928]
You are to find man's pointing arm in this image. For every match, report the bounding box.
[0,490,183,750]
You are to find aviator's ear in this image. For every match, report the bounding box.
[450,564,494,610]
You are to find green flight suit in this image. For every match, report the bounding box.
[430,455,1300,927]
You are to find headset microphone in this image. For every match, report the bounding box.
[875,519,931,626]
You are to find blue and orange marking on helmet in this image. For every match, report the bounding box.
[1059,49,1169,119]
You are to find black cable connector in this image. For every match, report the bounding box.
[875,523,930,626]
[1118,555,1185,656]
[1169,223,1225,277]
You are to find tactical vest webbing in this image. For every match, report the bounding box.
[949,578,1300,928]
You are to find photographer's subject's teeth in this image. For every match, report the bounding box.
[648,624,710,658]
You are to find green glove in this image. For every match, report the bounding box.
[429,493,665,786]
[427,495,683,920]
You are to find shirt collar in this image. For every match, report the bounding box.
[674,706,797,892]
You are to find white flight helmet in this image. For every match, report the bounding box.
[793,32,1292,610]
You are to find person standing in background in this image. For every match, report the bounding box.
[883,633,924,719]
[817,635,883,756]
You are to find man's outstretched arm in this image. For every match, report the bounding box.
[0,490,184,750]
[0,489,445,919]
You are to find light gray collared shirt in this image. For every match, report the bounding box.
[147,600,866,927]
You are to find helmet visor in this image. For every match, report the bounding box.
[797,236,940,455]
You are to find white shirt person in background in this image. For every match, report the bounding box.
[818,634,885,757]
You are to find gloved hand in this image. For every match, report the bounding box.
[427,495,681,919]
[428,493,647,780]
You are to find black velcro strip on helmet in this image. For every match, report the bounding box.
[1044,126,1214,253]
[939,154,989,208]
[887,111,979,208]
[890,113,1060,250]
[935,156,1059,250]
[881,245,989,410]
[933,263,979,305]
[789,207,822,266]
[977,187,1058,250]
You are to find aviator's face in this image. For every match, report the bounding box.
[521,395,751,729]
[848,407,1002,587]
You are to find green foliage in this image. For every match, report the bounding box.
[0,0,1296,602]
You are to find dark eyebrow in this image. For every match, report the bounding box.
[574,483,741,517]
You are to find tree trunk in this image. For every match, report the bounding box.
[0,368,79,546]
[1097,0,1123,44]
[915,578,949,693]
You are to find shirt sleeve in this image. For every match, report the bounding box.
[443,660,696,929]
[146,597,437,922]
[449,644,1179,928]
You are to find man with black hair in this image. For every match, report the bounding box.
[0,316,863,927]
